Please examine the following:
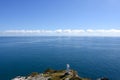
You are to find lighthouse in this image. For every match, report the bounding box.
[66,64,70,74]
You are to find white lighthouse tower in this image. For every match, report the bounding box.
[66,64,70,74]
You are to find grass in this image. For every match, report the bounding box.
[43,69,91,80]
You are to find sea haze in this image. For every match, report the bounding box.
[0,37,120,80]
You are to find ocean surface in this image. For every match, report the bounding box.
[0,37,120,80]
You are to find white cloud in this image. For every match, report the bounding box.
[54,29,63,33]
[86,29,120,33]
[4,30,53,33]
[72,30,85,33]
[54,29,85,33]
[106,29,120,33]
[86,29,94,33]
[1,29,120,36]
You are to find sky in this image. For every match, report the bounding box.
[0,0,120,36]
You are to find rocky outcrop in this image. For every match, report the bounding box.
[12,69,90,80]
[12,64,109,80]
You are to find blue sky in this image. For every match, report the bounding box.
[0,0,120,36]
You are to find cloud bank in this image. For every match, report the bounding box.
[1,29,120,36]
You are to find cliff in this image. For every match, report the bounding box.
[12,64,109,80]
[12,68,90,80]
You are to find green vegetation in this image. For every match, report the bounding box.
[12,68,108,80]
[43,68,90,80]
[29,72,39,77]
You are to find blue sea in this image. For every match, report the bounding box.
[0,37,120,80]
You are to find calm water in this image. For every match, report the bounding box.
[0,37,120,80]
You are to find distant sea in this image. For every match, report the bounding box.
[0,37,120,80]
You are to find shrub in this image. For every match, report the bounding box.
[29,72,39,77]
